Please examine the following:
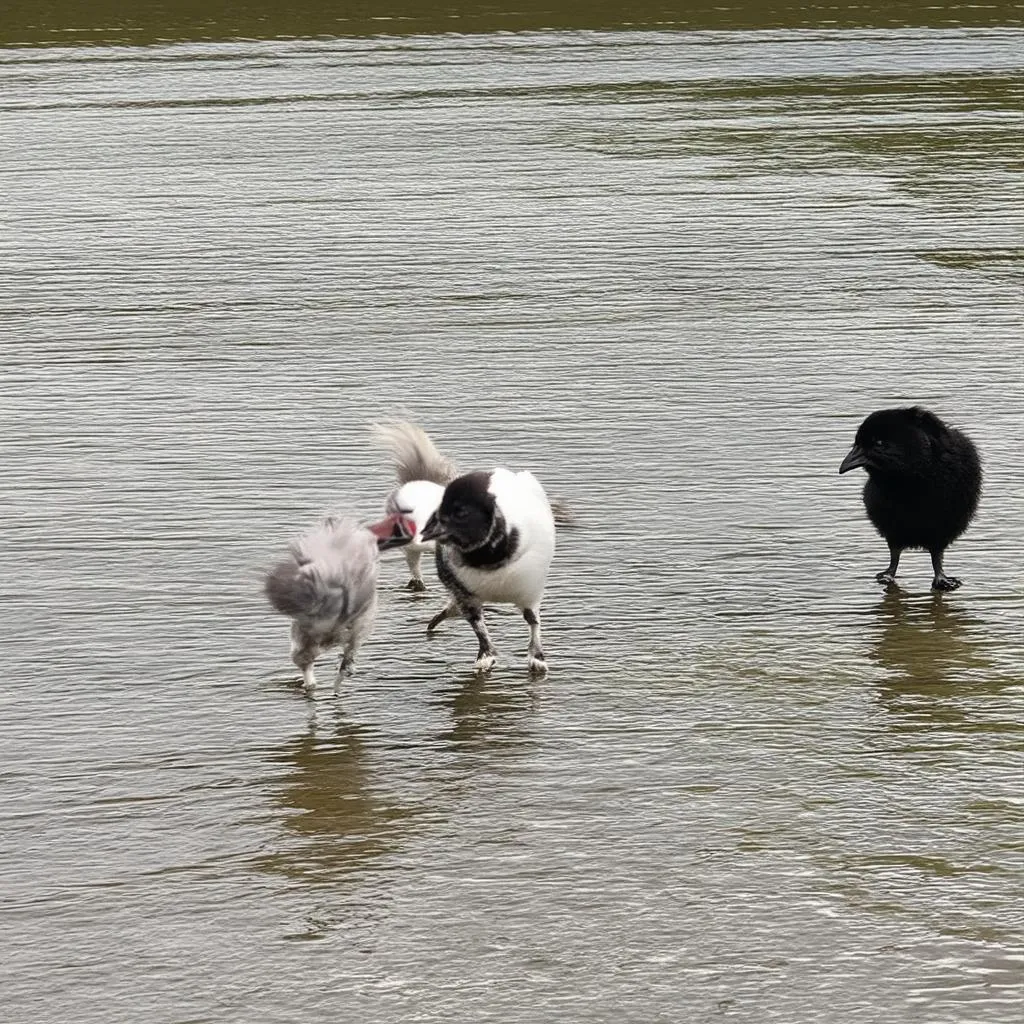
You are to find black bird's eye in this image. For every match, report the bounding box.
[451,505,469,521]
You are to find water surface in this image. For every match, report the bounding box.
[1,5,1023,1022]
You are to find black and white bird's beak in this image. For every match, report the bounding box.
[367,513,416,550]
[419,511,447,543]
[839,445,867,474]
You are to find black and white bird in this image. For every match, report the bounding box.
[839,406,982,590]
[264,512,414,694]
[420,468,556,676]
[372,420,457,592]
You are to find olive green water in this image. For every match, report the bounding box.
[1,3,1022,1022]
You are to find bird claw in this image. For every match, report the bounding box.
[875,571,898,586]
[527,656,548,678]
[406,578,427,593]
[932,575,962,591]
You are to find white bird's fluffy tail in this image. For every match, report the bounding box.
[372,419,456,486]
[264,518,375,625]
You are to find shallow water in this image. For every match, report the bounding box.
[1,4,1023,1022]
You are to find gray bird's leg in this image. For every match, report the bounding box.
[876,543,902,585]
[523,607,547,677]
[335,639,359,696]
[404,548,427,592]
[463,603,497,673]
[930,548,962,591]
[335,606,375,695]
[290,624,319,693]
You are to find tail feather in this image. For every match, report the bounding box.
[264,518,376,624]
[372,420,456,486]
[265,559,350,623]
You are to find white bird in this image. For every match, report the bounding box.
[371,419,457,592]
[421,468,556,676]
[264,513,414,694]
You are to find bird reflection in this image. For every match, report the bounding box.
[257,710,418,885]
[869,586,995,724]
[432,671,540,755]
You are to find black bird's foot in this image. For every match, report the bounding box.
[875,571,898,586]
[405,577,427,593]
[932,574,962,591]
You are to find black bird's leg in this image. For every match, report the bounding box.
[930,548,962,591]
[462,602,497,673]
[523,607,547,677]
[875,543,902,585]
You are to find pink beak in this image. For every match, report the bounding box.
[366,513,416,550]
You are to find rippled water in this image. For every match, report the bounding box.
[1,10,1023,1023]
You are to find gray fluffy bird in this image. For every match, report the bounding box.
[265,513,414,693]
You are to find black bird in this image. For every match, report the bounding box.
[839,406,982,590]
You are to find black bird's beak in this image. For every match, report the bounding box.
[420,511,447,543]
[839,445,867,474]
[367,513,416,550]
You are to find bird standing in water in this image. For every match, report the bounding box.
[839,406,982,590]
[372,419,457,592]
[421,468,556,675]
[264,513,414,694]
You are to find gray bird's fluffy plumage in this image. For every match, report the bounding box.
[265,516,391,694]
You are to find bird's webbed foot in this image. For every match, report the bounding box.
[932,574,962,591]
[406,577,427,593]
[875,570,898,586]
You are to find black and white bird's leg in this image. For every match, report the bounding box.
[876,542,902,585]
[404,547,427,592]
[427,601,459,632]
[523,607,547,677]
[290,624,319,693]
[461,601,497,673]
[930,547,962,591]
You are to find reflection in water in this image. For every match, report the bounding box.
[432,671,540,756]
[258,711,419,885]
[3,0,1020,47]
[868,588,1001,724]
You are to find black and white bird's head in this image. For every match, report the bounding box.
[839,406,948,480]
[420,471,498,551]
[365,512,417,551]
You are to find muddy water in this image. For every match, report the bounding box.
[1,5,1022,1022]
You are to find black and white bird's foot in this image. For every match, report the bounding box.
[406,577,427,593]
[474,652,497,674]
[932,574,962,591]
[527,655,548,678]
